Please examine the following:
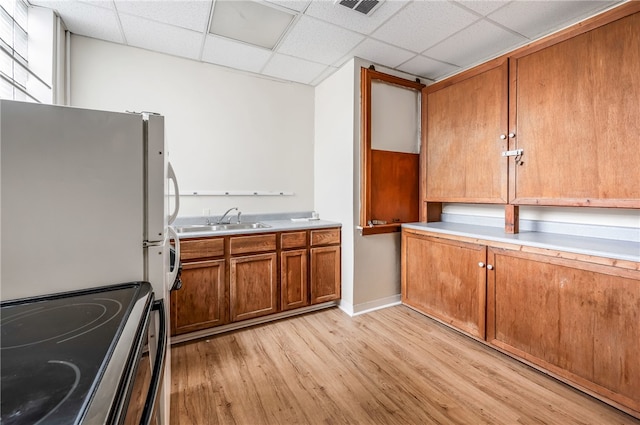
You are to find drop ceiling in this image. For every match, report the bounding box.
[29,0,622,86]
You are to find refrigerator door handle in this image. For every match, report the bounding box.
[167,226,181,288]
[167,162,180,225]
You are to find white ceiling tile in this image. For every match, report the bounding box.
[115,1,212,32]
[120,14,203,60]
[304,0,408,35]
[454,0,510,17]
[277,16,365,65]
[396,55,459,81]
[371,1,479,53]
[202,35,273,73]
[344,38,416,69]
[32,1,123,43]
[424,19,526,67]
[488,1,618,39]
[264,0,311,13]
[262,53,328,84]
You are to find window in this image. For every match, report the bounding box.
[0,0,51,102]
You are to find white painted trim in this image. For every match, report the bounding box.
[352,294,401,316]
[338,300,354,316]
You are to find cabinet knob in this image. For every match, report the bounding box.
[478,262,485,268]
[508,133,516,138]
[487,264,494,270]
[499,134,507,140]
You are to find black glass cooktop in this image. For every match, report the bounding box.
[0,283,150,425]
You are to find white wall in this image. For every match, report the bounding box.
[314,60,356,308]
[315,57,422,315]
[70,36,315,217]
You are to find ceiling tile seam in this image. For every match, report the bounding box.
[196,1,216,62]
[77,0,115,12]
[298,14,370,42]
[116,10,207,36]
[270,10,304,54]
[448,0,509,20]
[416,16,488,63]
[330,36,417,69]
[111,1,127,45]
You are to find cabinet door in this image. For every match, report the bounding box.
[281,249,308,311]
[509,12,640,207]
[171,259,226,335]
[401,231,487,339]
[230,253,278,322]
[310,246,341,304]
[425,59,508,203]
[487,248,640,413]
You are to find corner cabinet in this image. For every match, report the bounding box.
[401,226,640,418]
[172,226,341,337]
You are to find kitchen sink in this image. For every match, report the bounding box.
[174,222,271,233]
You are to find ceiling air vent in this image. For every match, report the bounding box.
[336,0,382,16]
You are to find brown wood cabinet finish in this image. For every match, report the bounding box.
[171,259,226,335]
[179,238,224,261]
[508,11,640,207]
[401,231,487,339]
[424,58,508,203]
[487,248,640,413]
[310,245,341,304]
[280,231,307,249]
[370,149,419,225]
[310,229,340,246]
[281,249,309,311]
[230,252,278,322]
[230,234,276,255]
[402,227,640,417]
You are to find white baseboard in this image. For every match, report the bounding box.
[339,294,401,317]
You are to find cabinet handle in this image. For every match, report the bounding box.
[487,264,494,270]
[499,134,507,140]
[508,133,516,138]
[478,262,485,268]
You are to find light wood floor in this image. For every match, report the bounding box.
[170,305,639,425]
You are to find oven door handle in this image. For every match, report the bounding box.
[139,299,167,425]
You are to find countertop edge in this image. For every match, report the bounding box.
[402,222,640,263]
[174,219,342,239]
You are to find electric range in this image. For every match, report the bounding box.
[0,282,158,424]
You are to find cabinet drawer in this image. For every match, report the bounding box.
[281,231,307,249]
[230,234,276,255]
[180,238,224,261]
[311,228,340,246]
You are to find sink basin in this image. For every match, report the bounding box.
[174,222,271,233]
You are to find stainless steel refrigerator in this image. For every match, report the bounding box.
[0,99,181,424]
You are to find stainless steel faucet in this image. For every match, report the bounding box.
[217,207,239,224]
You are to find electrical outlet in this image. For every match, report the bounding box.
[202,208,210,216]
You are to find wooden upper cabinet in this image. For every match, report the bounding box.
[509,10,640,207]
[424,58,508,203]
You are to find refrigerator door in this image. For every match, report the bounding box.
[0,100,146,300]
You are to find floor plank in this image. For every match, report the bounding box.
[170,305,639,425]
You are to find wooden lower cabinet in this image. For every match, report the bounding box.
[173,227,341,336]
[310,245,341,304]
[281,249,308,311]
[230,253,278,322]
[402,232,486,339]
[402,227,640,417]
[171,259,226,335]
[487,248,640,413]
